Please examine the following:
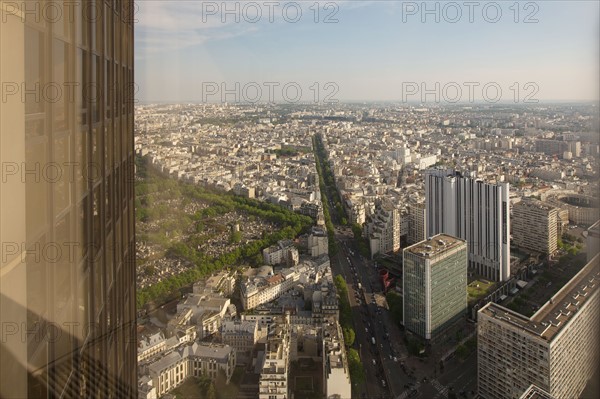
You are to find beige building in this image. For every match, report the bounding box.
[259,319,292,399]
[221,320,259,354]
[323,318,352,399]
[308,226,329,257]
[512,199,559,255]
[241,269,298,310]
[408,200,427,245]
[147,343,236,397]
[477,254,600,399]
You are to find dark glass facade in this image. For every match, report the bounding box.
[1,1,136,397]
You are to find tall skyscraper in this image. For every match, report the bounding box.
[477,254,600,399]
[403,234,468,340]
[1,1,136,397]
[425,169,510,281]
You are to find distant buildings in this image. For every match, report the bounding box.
[512,199,559,255]
[364,201,401,258]
[477,254,600,399]
[425,169,511,281]
[403,234,468,340]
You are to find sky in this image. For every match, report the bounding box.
[134,1,600,103]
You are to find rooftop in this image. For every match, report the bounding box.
[405,233,466,259]
[519,384,555,399]
[480,253,600,342]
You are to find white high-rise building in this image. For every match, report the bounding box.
[477,254,599,399]
[425,169,510,281]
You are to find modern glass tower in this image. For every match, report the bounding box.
[1,1,136,397]
[403,234,468,340]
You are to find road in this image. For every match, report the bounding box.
[316,139,477,399]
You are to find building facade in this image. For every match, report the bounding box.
[512,199,559,255]
[587,220,600,262]
[425,169,510,281]
[477,254,600,399]
[323,318,352,399]
[147,343,236,397]
[365,201,401,258]
[259,320,291,399]
[1,1,136,397]
[408,200,427,245]
[403,234,468,340]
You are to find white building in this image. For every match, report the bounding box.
[425,169,511,281]
[323,319,352,399]
[308,226,329,257]
[477,254,599,399]
[263,239,299,266]
[364,201,401,258]
[259,319,291,399]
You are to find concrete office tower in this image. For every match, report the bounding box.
[1,2,136,397]
[477,254,600,399]
[425,169,511,281]
[512,199,559,255]
[403,234,468,340]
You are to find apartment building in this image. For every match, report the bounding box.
[365,201,401,258]
[138,332,167,363]
[477,254,600,399]
[259,320,292,399]
[221,320,259,354]
[308,226,329,257]
[512,199,560,255]
[403,234,468,340]
[241,271,298,310]
[263,240,299,266]
[425,169,511,281]
[0,1,136,397]
[408,200,427,245]
[323,319,352,399]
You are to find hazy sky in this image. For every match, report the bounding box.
[135,1,600,103]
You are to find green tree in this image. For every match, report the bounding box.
[342,327,355,347]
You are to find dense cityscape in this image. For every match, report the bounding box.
[133,102,599,399]
[1,2,599,399]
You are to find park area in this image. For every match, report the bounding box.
[467,279,494,302]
